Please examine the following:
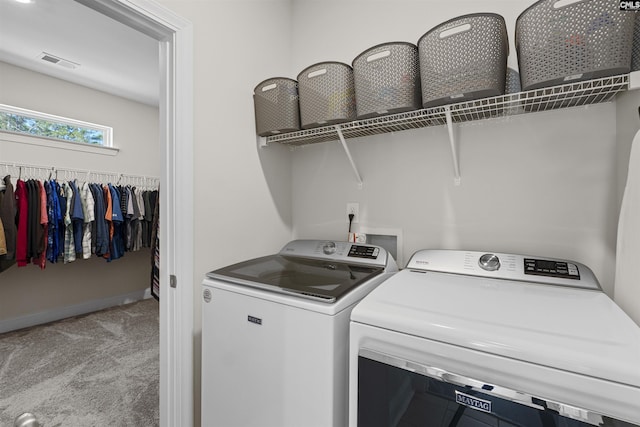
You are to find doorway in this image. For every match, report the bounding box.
[76,2,195,425]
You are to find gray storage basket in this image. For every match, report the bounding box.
[297,62,356,129]
[516,0,635,91]
[631,12,640,71]
[418,13,509,108]
[352,42,422,119]
[253,77,300,136]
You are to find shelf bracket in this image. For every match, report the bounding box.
[335,125,363,189]
[258,135,268,148]
[444,106,461,186]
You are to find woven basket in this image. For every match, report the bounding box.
[352,42,422,119]
[631,12,640,71]
[253,78,300,136]
[418,13,509,108]
[297,62,356,129]
[516,0,635,91]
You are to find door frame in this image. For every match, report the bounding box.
[76,1,194,425]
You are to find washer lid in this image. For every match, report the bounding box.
[207,254,384,303]
[351,267,640,388]
[206,240,396,303]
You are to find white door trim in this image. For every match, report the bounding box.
[76,1,194,426]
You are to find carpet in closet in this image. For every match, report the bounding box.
[0,298,159,427]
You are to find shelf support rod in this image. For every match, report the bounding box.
[335,125,363,189]
[444,106,461,186]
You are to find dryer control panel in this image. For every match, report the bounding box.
[523,258,580,280]
[406,250,600,290]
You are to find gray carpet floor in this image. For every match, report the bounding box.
[0,298,159,427]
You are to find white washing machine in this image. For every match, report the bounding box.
[350,249,640,426]
[201,239,398,427]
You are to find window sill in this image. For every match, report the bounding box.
[0,131,119,156]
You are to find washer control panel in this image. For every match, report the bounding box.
[406,250,600,290]
[348,245,380,259]
[524,258,580,280]
[278,240,397,270]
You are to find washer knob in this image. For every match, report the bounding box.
[479,253,500,271]
[322,241,337,255]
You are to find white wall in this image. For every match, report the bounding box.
[0,61,159,176]
[289,0,624,295]
[615,89,640,206]
[154,1,294,425]
[0,61,160,325]
[614,88,640,325]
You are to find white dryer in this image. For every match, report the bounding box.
[350,250,640,426]
[202,239,398,427]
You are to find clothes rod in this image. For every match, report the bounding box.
[0,161,159,185]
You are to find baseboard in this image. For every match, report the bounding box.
[0,288,153,334]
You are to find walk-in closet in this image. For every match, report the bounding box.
[0,0,161,424]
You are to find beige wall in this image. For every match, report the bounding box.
[0,61,159,325]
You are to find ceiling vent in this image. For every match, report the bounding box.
[38,52,79,69]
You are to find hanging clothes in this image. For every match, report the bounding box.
[103,184,113,261]
[35,180,47,269]
[150,189,159,301]
[80,182,95,260]
[45,180,62,263]
[91,183,108,257]
[108,184,125,261]
[15,179,29,267]
[0,167,159,272]
[0,175,17,272]
[0,217,7,256]
[56,181,67,261]
[124,186,134,251]
[128,187,136,247]
[63,182,76,264]
[26,179,39,263]
[143,190,151,247]
[69,180,84,256]
[134,187,145,251]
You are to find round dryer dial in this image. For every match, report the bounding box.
[479,253,500,271]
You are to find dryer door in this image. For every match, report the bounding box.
[357,351,638,427]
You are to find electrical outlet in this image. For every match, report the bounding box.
[346,202,359,224]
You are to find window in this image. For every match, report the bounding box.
[0,104,112,147]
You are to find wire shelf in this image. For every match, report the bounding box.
[266,74,629,147]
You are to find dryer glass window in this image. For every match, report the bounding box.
[357,356,638,427]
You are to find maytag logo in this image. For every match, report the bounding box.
[620,1,640,10]
[455,391,492,413]
[247,315,262,325]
